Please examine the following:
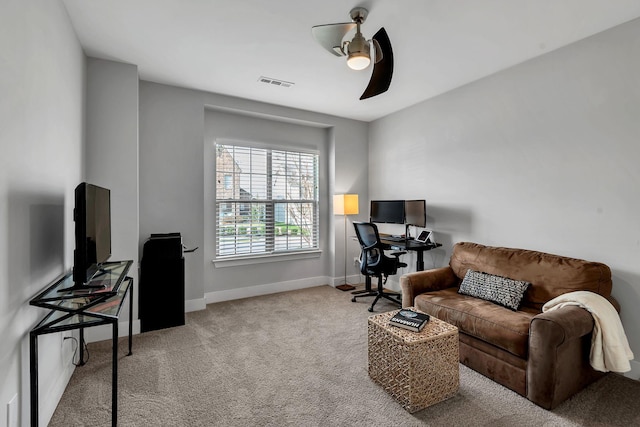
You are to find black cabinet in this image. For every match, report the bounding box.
[139,233,185,332]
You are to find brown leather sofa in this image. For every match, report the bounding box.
[400,242,617,409]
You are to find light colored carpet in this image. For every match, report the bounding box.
[49,285,640,426]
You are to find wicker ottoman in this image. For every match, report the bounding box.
[368,308,459,413]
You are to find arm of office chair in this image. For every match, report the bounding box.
[391,252,407,269]
[388,251,407,272]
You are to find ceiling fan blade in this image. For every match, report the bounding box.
[311,23,356,56]
[360,27,393,100]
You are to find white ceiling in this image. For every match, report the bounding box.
[62,0,640,122]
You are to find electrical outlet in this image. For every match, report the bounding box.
[7,393,18,427]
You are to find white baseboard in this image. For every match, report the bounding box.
[185,298,206,312]
[331,274,361,287]
[205,276,330,304]
[84,319,141,343]
[622,358,640,381]
[40,347,77,427]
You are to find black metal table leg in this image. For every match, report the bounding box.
[128,279,133,356]
[79,327,86,366]
[30,332,38,427]
[112,320,118,427]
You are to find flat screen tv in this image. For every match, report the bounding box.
[370,200,405,224]
[72,182,112,286]
[404,200,426,227]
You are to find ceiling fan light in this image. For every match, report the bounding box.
[346,30,370,70]
[347,53,370,70]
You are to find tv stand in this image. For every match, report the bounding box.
[29,260,133,427]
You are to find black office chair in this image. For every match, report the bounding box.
[352,222,407,312]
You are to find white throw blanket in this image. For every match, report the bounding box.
[542,291,634,372]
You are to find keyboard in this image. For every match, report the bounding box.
[383,236,405,242]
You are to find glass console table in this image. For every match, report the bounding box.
[29,260,133,427]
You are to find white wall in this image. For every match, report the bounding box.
[139,82,368,307]
[0,1,85,425]
[369,18,640,377]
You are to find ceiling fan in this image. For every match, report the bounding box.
[311,7,393,100]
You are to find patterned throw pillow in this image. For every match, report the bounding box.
[458,269,530,310]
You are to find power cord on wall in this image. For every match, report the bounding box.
[64,336,90,366]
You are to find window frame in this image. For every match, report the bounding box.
[214,139,320,261]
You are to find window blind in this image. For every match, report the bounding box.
[215,143,319,257]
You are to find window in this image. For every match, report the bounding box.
[223,174,232,190]
[215,142,319,257]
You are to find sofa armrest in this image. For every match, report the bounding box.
[528,305,603,409]
[400,267,458,308]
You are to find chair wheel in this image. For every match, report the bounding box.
[368,307,374,312]
[351,297,356,302]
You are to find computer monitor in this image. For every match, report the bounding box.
[370,200,405,224]
[405,200,426,227]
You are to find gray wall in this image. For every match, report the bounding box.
[204,110,330,296]
[369,18,640,376]
[0,1,85,425]
[138,83,206,303]
[85,58,140,338]
[139,82,368,307]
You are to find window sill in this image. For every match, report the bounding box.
[213,250,322,268]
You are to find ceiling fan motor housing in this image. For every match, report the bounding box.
[348,32,370,58]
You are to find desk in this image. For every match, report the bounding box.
[29,260,133,427]
[379,237,442,272]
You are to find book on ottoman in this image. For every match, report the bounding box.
[389,309,430,332]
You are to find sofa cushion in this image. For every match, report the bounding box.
[449,242,612,310]
[414,287,538,358]
[459,269,530,310]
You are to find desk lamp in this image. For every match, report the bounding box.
[334,194,359,291]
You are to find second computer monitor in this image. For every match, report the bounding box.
[405,200,426,227]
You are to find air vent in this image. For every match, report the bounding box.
[258,76,294,88]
